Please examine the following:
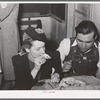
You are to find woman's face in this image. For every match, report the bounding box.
[29,40,45,59]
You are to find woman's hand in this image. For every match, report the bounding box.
[62,61,72,72]
[31,58,46,79]
[34,54,51,70]
[51,73,60,83]
[34,58,46,70]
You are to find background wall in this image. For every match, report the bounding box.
[91,4,100,36]
[19,3,100,49]
[19,4,51,16]
[18,4,66,50]
[30,17,52,40]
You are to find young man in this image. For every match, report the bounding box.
[57,20,100,77]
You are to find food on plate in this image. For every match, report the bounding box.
[59,77,86,88]
[74,80,86,86]
[59,77,75,87]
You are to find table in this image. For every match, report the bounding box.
[31,76,100,90]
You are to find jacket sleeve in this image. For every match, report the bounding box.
[53,51,62,77]
[12,55,37,90]
[47,51,62,78]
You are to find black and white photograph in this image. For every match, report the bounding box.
[0,1,100,98]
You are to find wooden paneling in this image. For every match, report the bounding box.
[66,3,91,38]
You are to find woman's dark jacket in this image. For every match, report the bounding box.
[12,50,62,90]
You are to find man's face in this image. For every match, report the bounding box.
[29,40,45,59]
[76,32,95,52]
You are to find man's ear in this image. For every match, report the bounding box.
[95,35,97,39]
[25,48,30,53]
[94,35,98,41]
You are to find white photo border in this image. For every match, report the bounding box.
[0,1,100,99]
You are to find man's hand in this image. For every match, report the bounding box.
[51,73,60,83]
[62,61,72,72]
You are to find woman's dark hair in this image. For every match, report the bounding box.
[75,20,99,41]
[22,38,33,50]
[19,38,33,55]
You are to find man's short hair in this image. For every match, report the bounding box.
[75,20,99,41]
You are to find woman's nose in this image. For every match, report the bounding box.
[41,48,45,54]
